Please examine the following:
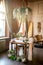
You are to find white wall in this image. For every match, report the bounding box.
[30,1,43,36]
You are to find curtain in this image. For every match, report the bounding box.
[4,0,32,38]
[28,21,33,38]
[4,0,13,34]
[4,1,22,37]
[18,14,26,36]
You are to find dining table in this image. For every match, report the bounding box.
[9,37,33,61]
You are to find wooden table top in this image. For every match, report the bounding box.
[10,38,29,44]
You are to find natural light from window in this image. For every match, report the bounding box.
[0,1,5,37]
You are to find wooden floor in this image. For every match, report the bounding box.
[0,48,43,65]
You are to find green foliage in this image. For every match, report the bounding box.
[16,33,23,37]
[9,55,17,60]
[14,7,32,15]
[17,57,22,62]
[28,7,32,12]
[9,50,14,53]
[20,7,26,14]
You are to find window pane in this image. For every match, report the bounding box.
[0,12,5,20]
[0,20,5,36]
[0,1,5,12]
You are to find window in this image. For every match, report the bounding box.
[0,1,5,37]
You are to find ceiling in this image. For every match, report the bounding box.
[7,0,43,2]
[25,0,43,2]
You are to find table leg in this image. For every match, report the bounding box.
[9,43,12,51]
[24,43,27,59]
[16,44,18,56]
[28,43,33,61]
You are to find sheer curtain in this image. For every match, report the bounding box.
[4,0,13,36]
[18,14,26,36]
[4,0,13,50]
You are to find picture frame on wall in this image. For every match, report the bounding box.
[37,22,41,33]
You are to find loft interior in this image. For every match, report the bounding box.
[0,0,43,65]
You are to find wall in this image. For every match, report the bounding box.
[0,40,6,52]
[7,1,43,36]
[0,39,10,53]
[31,1,43,36]
[6,1,43,36]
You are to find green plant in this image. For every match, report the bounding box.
[20,7,26,14]
[9,55,17,60]
[17,57,22,62]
